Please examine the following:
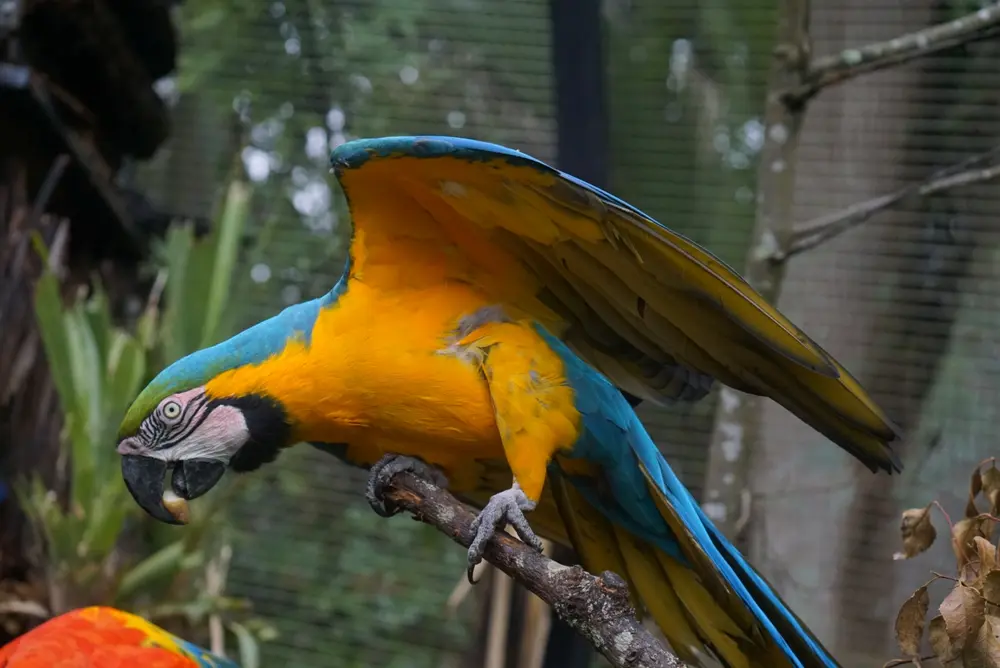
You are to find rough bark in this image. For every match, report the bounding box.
[782,1,1000,106]
[746,2,933,662]
[701,0,1000,546]
[372,471,687,668]
[700,0,810,541]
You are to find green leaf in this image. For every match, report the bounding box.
[115,541,188,602]
[200,179,251,348]
[106,332,147,431]
[33,271,75,417]
[188,5,227,31]
[136,272,165,351]
[62,306,103,509]
[79,478,130,559]
[162,223,197,361]
[228,620,260,668]
[83,280,113,373]
[16,476,79,566]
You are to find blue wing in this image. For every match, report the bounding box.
[537,325,839,668]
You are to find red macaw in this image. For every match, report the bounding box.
[0,606,238,667]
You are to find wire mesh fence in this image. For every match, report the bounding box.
[130,0,1000,665]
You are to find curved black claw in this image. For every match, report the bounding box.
[467,485,542,584]
[365,453,448,518]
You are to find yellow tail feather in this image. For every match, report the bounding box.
[545,465,787,667]
[461,459,834,667]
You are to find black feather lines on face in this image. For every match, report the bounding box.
[212,393,292,472]
[148,393,211,451]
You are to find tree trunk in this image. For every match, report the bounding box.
[743,0,932,661]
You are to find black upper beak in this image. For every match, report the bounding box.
[121,455,226,525]
[121,455,178,525]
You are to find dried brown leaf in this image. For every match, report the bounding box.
[985,572,1000,615]
[896,585,930,657]
[973,536,997,586]
[962,617,1000,668]
[941,581,986,653]
[971,467,986,518]
[955,517,992,568]
[930,614,958,663]
[984,465,1000,516]
[894,505,937,561]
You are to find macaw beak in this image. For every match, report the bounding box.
[121,455,226,525]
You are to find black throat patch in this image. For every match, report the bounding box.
[211,393,292,472]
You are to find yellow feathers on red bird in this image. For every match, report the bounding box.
[0,606,239,668]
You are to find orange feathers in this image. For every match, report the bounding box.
[0,607,234,668]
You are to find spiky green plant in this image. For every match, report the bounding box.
[16,176,273,667]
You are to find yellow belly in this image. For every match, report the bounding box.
[215,279,509,484]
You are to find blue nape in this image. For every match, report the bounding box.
[146,266,349,401]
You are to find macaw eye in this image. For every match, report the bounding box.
[162,401,182,419]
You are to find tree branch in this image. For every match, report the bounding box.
[373,471,687,668]
[701,0,810,540]
[777,146,1000,260]
[782,2,1000,106]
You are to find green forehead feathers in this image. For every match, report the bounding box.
[117,294,335,439]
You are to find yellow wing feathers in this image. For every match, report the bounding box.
[325,138,863,667]
[335,145,901,471]
[450,313,580,502]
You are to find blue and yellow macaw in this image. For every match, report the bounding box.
[116,136,901,668]
[0,606,238,667]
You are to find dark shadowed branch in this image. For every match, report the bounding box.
[781,1,1000,106]
[372,471,687,668]
[775,146,1000,260]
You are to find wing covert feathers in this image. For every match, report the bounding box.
[331,136,902,472]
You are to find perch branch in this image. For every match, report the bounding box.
[777,146,1000,260]
[782,1,1000,106]
[373,471,687,668]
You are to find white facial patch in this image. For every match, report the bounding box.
[134,402,250,465]
[167,404,250,463]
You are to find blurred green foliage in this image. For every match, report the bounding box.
[18,177,273,667]
[167,0,556,310]
[232,448,475,668]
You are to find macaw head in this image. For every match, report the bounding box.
[116,299,325,525]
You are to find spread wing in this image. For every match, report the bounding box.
[329,135,901,473]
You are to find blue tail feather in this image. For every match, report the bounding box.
[537,324,838,668]
[646,444,839,668]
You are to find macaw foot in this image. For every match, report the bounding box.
[365,453,448,518]
[467,483,543,584]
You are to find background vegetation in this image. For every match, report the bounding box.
[5,0,1000,666]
